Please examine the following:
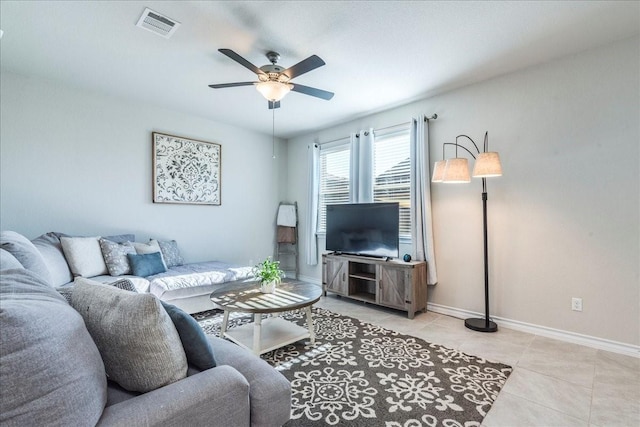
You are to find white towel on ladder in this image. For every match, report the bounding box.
[277,205,296,227]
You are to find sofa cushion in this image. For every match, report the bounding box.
[99,238,135,276]
[0,248,23,270]
[31,232,74,286]
[161,301,216,370]
[0,269,107,426]
[71,278,187,392]
[0,230,53,285]
[127,252,167,277]
[61,236,108,277]
[157,239,184,267]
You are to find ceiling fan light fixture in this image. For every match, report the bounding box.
[255,80,293,102]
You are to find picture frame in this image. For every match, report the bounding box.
[152,132,221,205]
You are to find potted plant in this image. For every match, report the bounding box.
[253,257,285,293]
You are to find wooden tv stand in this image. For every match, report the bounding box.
[321,253,427,319]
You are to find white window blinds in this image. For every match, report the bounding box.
[373,129,411,238]
[318,141,350,232]
[316,127,411,240]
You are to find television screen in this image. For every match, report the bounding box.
[326,202,399,258]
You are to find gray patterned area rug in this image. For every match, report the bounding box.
[193,307,512,427]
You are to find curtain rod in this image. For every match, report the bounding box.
[373,113,438,134]
[317,113,437,145]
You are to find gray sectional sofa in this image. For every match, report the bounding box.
[2,230,254,313]
[0,231,292,426]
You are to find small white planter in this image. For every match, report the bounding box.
[260,281,277,294]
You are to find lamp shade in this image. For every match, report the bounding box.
[472,152,502,177]
[443,158,471,183]
[255,81,292,101]
[431,160,446,182]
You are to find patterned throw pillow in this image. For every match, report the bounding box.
[157,240,184,268]
[99,239,136,276]
[56,278,138,304]
[57,287,74,304]
[109,278,138,292]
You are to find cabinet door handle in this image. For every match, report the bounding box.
[343,272,346,281]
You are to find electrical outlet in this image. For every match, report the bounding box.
[571,297,583,312]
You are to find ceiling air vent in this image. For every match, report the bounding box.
[136,8,180,39]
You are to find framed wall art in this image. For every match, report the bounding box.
[152,132,221,205]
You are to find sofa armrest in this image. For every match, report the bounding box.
[97,365,250,427]
[210,336,292,427]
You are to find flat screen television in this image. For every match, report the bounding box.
[326,202,399,258]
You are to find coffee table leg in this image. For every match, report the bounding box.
[305,306,315,344]
[253,313,262,355]
[221,310,230,338]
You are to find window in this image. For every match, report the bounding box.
[373,130,411,238]
[316,126,412,241]
[317,141,350,232]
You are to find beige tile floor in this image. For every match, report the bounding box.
[315,295,640,427]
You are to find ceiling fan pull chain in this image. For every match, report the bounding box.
[272,107,276,159]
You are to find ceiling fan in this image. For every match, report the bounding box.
[209,49,334,109]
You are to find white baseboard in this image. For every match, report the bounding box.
[301,272,639,358]
[427,302,640,359]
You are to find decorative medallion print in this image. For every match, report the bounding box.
[195,307,512,426]
[152,132,221,205]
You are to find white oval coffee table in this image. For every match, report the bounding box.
[210,278,322,355]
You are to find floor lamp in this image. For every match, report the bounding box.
[432,132,502,332]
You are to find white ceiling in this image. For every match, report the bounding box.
[1,1,638,139]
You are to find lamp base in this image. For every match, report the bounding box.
[465,318,498,333]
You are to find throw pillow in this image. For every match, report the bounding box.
[0,230,53,285]
[71,278,187,392]
[132,240,167,268]
[127,252,167,277]
[161,301,216,370]
[157,239,184,267]
[60,236,108,277]
[99,238,135,276]
[57,286,74,304]
[31,232,74,286]
[56,278,138,305]
[109,278,138,292]
[0,269,106,426]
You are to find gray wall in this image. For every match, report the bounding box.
[0,72,287,266]
[287,36,639,346]
[1,36,637,348]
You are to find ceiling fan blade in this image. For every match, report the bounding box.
[208,82,257,89]
[290,83,334,100]
[268,100,281,109]
[218,49,266,76]
[282,55,325,79]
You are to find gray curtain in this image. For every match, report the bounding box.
[349,129,374,203]
[305,143,320,265]
[410,116,438,285]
